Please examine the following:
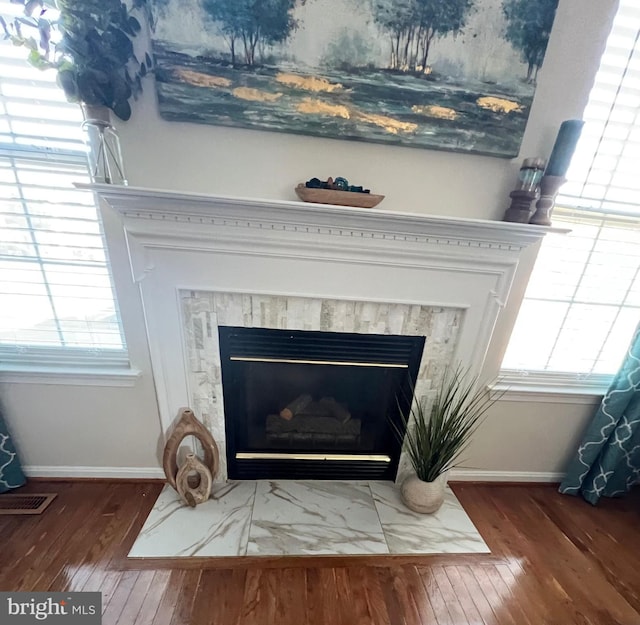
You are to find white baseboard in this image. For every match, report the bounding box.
[24,465,166,480]
[22,465,564,483]
[450,469,564,483]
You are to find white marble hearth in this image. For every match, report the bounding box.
[128,480,489,558]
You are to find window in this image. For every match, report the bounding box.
[501,0,640,392]
[0,27,128,370]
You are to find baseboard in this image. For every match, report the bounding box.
[449,469,564,483]
[22,465,564,484]
[24,465,166,480]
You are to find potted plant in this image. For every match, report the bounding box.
[2,0,152,182]
[391,367,500,513]
[2,0,151,121]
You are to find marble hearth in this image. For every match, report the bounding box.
[91,185,558,482]
[129,480,490,557]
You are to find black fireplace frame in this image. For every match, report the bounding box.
[218,326,425,480]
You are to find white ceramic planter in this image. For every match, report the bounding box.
[400,471,448,513]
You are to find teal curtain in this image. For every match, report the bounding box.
[0,409,26,493]
[559,323,640,504]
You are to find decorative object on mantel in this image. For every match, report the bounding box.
[529,119,584,225]
[1,0,152,186]
[392,367,501,513]
[1,0,151,121]
[503,157,546,223]
[528,174,567,226]
[148,0,558,157]
[529,119,584,226]
[82,105,128,185]
[162,408,219,499]
[503,119,584,225]
[306,176,371,194]
[296,177,384,208]
[175,453,213,508]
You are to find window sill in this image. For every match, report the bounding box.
[0,365,142,387]
[489,370,608,404]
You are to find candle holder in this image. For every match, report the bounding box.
[503,189,538,223]
[529,175,566,226]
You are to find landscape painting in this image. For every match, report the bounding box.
[149,0,558,157]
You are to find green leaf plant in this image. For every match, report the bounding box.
[391,366,504,483]
[1,0,151,120]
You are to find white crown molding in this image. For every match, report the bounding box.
[24,465,165,479]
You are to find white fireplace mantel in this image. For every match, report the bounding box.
[86,184,563,463]
[85,184,560,255]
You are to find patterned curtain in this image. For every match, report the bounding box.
[559,323,640,504]
[0,409,26,493]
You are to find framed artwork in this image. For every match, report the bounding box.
[149,0,558,157]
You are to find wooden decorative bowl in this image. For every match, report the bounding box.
[295,184,384,208]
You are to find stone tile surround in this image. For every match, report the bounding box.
[181,291,463,482]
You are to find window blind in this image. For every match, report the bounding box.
[0,33,127,367]
[557,2,640,215]
[502,207,639,379]
[502,0,640,384]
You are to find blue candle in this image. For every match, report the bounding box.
[546,120,585,177]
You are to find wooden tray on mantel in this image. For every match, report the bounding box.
[295,184,385,208]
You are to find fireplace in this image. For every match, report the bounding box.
[218,326,425,480]
[92,186,556,482]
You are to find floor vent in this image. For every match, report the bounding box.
[0,493,57,515]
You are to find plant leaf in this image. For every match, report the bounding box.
[112,98,131,121]
[390,366,500,482]
[128,16,140,34]
[56,67,78,100]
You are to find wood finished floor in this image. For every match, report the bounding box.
[1,481,639,625]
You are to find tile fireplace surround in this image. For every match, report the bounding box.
[91,185,557,482]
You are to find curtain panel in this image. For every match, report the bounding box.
[560,323,640,504]
[0,409,26,493]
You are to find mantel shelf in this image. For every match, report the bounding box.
[79,184,569,250]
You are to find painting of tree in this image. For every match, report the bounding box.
[373,0,474,72]
[203,0,300,66]
[502,0,558,82]
[148,0,559,157]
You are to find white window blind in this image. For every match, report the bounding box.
[502,0,640,388]
[0,34,127,368]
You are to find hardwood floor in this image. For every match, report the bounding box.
[1,480,639,624]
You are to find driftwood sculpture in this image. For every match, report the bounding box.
[176,453,213,507]
[162,408,219,493]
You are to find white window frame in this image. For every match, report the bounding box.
[496,5,640,401]
[0,45,138,385]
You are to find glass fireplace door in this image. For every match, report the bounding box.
[219,327,425,480]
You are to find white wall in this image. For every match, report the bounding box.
[1,0,618,479]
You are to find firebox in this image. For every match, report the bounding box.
[218,326,425,480]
